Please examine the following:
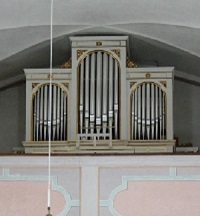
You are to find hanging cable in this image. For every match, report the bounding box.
[46,0,54,215]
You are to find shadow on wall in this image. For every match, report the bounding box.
[0,82,25,153]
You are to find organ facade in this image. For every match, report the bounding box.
[23,36,175,153]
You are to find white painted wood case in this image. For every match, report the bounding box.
[23,36,175,153]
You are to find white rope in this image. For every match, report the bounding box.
[48,0,54,211]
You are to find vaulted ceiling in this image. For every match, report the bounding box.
[1,0,200,88]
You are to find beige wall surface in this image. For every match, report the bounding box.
[0,156,200,215]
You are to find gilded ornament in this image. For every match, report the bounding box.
[96,41,102,46]
[60,57,72,69]
[48,74,53,79]
[63,83,69,88]
[77,50,87,59]
[130,82,137,88]
[32,83,38,89]
[145,73,151,78]
[126,57,137,68]
[160,81,167,87]
[112,49,120,58]
[46,207,52,216]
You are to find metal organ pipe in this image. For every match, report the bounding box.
[114,60,119,139]
[37,88,41,140]
[78,51,120,139]
[146,84,150,140]
[85,57,90,134]
[138,85,141,139]
[162,91,165,139]
[102,53,108,135]
[96,52,102,134]
[39,87,44,140]
[155,85,158,139]
[151,84,155,139]
[142,84,145,139]
[108,55,113,131]
[131,83,166,140]
[52,86,57,140]
[60,89,64,140]
[56,87,60,138]
[63,93,67,140]
[44,85,48,140]
[90,53,95,134]
[79,62,84,134]
[33,84,67,141]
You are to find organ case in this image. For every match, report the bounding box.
[23,36,175,153]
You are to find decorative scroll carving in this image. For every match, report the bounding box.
[48,74,53,79]
[130,82,137,88]
[96,41,102,46]
[160,81,167,87]
[112,49,120,58]
[32,83,39,89]
[60,57,72,69]
[126,57,137,68]
[145,72,151,78]
[77,50,87,59]
[63,83,69,88]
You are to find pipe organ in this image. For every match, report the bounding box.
[23,36,175,153]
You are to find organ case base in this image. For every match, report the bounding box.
[22,140,175,154]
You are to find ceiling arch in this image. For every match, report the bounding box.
[0,0,200,88]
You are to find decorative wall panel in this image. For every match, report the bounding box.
[0,167,80,216]
[99,166,200,216]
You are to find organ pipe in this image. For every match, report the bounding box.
[85,56,89,134]
[131,83,166,140]
[78,51,120,139]
[33,84,67,141]
[90,53,95,134]
[96,52,102,132]
[102,53,108,135]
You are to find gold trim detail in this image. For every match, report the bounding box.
[32,83,68,97]
[63,83,69,88]
[48,74,53,79]
[32,83,38,89]
[77,50,87,59]
[111,49,120,58]
[126,57,137,68]
[60,57,72,69]
[130,82,137,88]
[145,72,151,78]
[96,41,102,46]
[160,81,167,87]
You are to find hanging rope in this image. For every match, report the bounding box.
[46,0,54,215]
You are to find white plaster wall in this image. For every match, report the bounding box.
[0,156,200,215]
[174,79,200,147]
[0,83,25,152]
